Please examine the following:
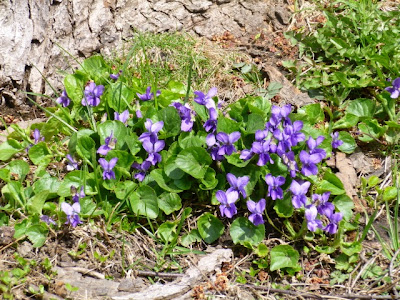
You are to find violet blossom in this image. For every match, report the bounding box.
[204,107,218,133]
[33,129,44,144]
[194,87,217,109]
[97,132,117,156]
[99,157,118,180]
[110,70,122,80]
[226,173,249,198]
[331,132,343,149]
[66,154,79,171]
[61,202,82,227]
[114,110,130,125]
[137,86,160,101]
[251,139,275,166]
[143,140,165,165]
[247,198,266,226]
[132,161,151,182]
[305,205,323,232]
[324,212,343,234]
[312,192,334,217]
[71,186,85,203]
[139,119,164,143]
[306,136,326,161]
[82,82,104,107]
[299,150,322,176]
[40,215,56,225]
[290,179,310,208]
[265,174,285,200]
[281,151,299,178]
[385,77,400,98]
[216,131,241,156]
[56,90,71,107]
[171,102,195,132]
[216,189,238,218]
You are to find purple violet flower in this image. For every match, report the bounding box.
[305,205,323,232]
[110,70,122,80]
[216,189,239,218]
[281,151,299,178]
[171,102,195,132]
[136,110,143,118]
[331,132,343,149]
[226,173,249,198]
[312,192,334,217]
[132,161,152,182]
[299,150,322,176]
[99,157,118,180]
[139,119,164,143]
[251,140,275,166]
[290,180,311,208]
[137,86,160,101]
[194,87,217,109]
[40,215,56,225]
[204,107,218,133]
[385,77,400,98]
[324,212,343,234]
[33,129,44,144]
[247,198,266,226]
[66,154,79,171]
[114,110,130,125]
[142,140,165,165]
[71,186,85,203]
[265,174,285,200]
[216,131,241,156]
[306,136,326,161]
[82,82,104,107]
[97,131,117,156]
[61,202,82,227]
[56,90,71,107]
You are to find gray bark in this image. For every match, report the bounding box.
[0,0,290,108]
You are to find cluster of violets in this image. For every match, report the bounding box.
[48,80,347,235]
[192,88,345,234]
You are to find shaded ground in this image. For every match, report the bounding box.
[1,1,398,300]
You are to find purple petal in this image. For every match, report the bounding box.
[153,140,165,152]
[151,121,164,133]
[228,132,241,143]
[109,157,118,169]
[61,202,73,215]
[216,132,229,143]
[247,200,256,213]
[98,158,108,170]
[226,173,237,187]
[216,190,227,205]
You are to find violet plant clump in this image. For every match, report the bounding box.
[14,54,352,253]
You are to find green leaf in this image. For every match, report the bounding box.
[156,106,181,139]
[157,221,177,243]
[82,55,110,81]
[341,242,362,256]
[246,113,265,133]
[270,245,300,271]
[27,190,49,215]
[178,132,205,149]
[333,113,359,129]
[248,96,271,118]
[26,224,48,248]
[230,217,265,246]
[338,131,357,154]
[6,160,30,182]
[383,186,397,201]
[217,116,240,134]
[151,169,183,193]
[298,103,324,125]
[107,83,135,112]
[79,197,97,216]
[128,186,159,219]
[58,171,96,197]
[200,167,218,190]
[176,147,212,179]
[105,150,135,170]
[346,99,376,119]
[114,181,137,200]
[181,229,202,247]
[164,155,185,180]
[197,213,224,244]
[158,192,182,215]
[2,181,25,209]
[76,135,96,163]
[358,119,386,142]
[0,169,10,182]
[274,193,294,218]
[332,195,354,221]
[98,120,128,150]
[64,73,86,105]
[225,153,251,168]
[264,82,282,100]
[28,142,51,166]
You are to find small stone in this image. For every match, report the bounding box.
[17,241,33,257]
[118,278,146,292]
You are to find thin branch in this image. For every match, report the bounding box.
[135,270,184,279]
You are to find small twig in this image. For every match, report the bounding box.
[0,236,25,253]
[135,270,184,279]
[63,267,105,279]
[350,249,381,289]
[389,248,400,297]
[238,284,400,299]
